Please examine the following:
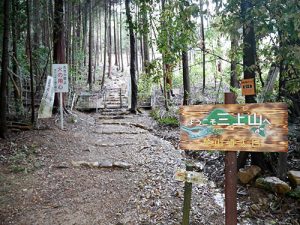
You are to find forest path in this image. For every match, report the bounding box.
[0,111,224,225]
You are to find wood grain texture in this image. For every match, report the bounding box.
[179,103,288,152]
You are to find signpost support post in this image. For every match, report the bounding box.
[182,162,193,225]
[60,92,64,130]
[224,92,237,225]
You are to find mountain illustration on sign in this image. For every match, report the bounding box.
[181,108,270,139]
[181,126,222,139]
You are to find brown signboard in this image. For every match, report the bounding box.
[179,103,288,152]
[241,78,255,96]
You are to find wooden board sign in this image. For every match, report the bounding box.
[179,103,288,152]
[175,169,206,185]
[241,78,255,96]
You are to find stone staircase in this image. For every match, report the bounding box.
[75,68,130,113]
[101,72,129,113]
[103,87,127,109]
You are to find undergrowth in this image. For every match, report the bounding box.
[8,144,42,173]
[150,107,179,127]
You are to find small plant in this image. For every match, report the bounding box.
[8,144,41,173]
[158,117,179,127]
[150,107,179,127]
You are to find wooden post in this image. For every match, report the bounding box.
[224,92,237,225]
[182,163,193,225]
[60,92,64,130]
[120,88,122,108]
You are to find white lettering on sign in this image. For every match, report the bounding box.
[52,64,69,93]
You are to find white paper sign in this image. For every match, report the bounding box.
[52,64,68,93]
[38,76,55,118]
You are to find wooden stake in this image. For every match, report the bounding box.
[224,92,237,225]
[60,92,64,130]
[182,163,193,225]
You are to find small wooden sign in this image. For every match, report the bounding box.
[175,169,206,184]
[179,103,288,152]
[241,78,255,96]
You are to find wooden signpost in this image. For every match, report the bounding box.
[179,93,288,225]
[180,102,288,152]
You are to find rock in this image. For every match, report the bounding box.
[287,170,300,186]
[238,165,261,184]
[98,161,113,168]
[250,204,260,212]
[55,162,69,169]
[71,160,110,168]
[71,160,86,167]
[255,177,291,194]
[113,161,132,169]
[71,160,132,169]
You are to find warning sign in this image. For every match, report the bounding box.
[52,64,69,93]
[241,79,255,96]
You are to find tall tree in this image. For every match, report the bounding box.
[88,0,93,91]
[53,0,66,111]
[119,0,124,72]
[141,1,150,74]
[113,3,119,67]
[238,0,266,170]
[11,0,23,115]
[230,32,239,90]
[101,0,108,89]
[82,2,88,66]
[27,0,35,124]
[32,0,41,47]
[107,0,112,78]
[125,0,138,113]
[200,0,206,94]
[182,50,191,105]
[0,0,10,138]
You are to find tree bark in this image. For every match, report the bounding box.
[95,6,100,82]
[230,33,239,89]
[99,7,103,63]
[119,0,124,72]
[82,2,88,66]
[0,0,10,138]
[277,31,288,179]
[53,0,66,111]
[200,0,205,94]
[88,0,93,91]
[11,0,24,115]
[142,11,150,74]
[182,50,190,105]
[113,3,118,67]
[161,0,169,111]
[107,0,112,78]
[125,0,137,113]
[101,0,108,90]
[27,0,35,124]
[32,0,41,48]
[239,0,266,170]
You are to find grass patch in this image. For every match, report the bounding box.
[157,117,179,126]
[150,108,179,127]
[8,144,42,173]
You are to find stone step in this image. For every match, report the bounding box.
[105,98,128,102]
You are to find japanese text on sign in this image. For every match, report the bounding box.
[52,64,68,93]
[179,103,288,152]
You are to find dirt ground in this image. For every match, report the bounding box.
[0,111,225,225]
[1,110,299,225]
